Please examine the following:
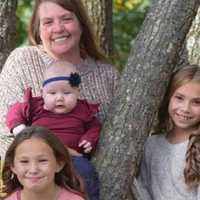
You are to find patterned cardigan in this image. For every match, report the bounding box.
[0,45,119,157]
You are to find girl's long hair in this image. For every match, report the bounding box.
[2,126,85,198]
[156,64,200,133]
[155,65,200,189]
[184,132,200,189]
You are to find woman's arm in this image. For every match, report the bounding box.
[0,46,44,157]
[0,49,26,156]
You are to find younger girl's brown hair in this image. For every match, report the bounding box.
[2,126,85,198]
[184,133,200,189]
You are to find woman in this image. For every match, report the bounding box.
[0,0,118,153]
[0,1,118,199]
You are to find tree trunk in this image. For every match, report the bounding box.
[81,0,113,56]
[0,0,17,71]
[94,0,200,199]
[170,3,200,67]
[185,6,200,65]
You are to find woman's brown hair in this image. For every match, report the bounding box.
[2,126,85,198]
[28,0,106,61]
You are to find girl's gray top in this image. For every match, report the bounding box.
[135,134,200,200]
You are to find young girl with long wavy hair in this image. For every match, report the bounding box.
[136,65,200,199]
[2,126,85,200]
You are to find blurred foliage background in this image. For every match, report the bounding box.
[113,0,150,69]
[16,0,150,69]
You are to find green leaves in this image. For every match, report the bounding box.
[113,0,150,70]
[16,0,33,46]
[16,0,150,69]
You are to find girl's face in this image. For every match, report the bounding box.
[38,2,82,60]
[168,81,200,134]
[11,138,63,193]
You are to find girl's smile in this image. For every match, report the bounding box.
[168,81,200,137]
[11,138,62,192]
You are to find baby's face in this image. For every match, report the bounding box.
[42,80,79,114]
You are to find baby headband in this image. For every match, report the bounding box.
[42,72,81,87]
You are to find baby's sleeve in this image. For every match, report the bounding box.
[6,88,32,132]
[79,101,101,153]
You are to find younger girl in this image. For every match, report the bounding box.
[2,126,85,200]
[136,65,200,199]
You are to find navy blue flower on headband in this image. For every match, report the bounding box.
[42,72,81,87]
[69,72,81,87]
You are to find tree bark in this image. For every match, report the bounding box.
[81,0,113,56]
[185,6,200,65]
[0,0,17,71]
[94,0,200,199]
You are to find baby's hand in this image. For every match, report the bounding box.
[13,124,26,136]
[78,140,92,153]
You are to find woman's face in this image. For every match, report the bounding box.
[38,2,82,60]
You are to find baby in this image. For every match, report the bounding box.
[6,60,101,200]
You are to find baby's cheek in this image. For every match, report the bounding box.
[67,96,77,107]
[44,100,54,111]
